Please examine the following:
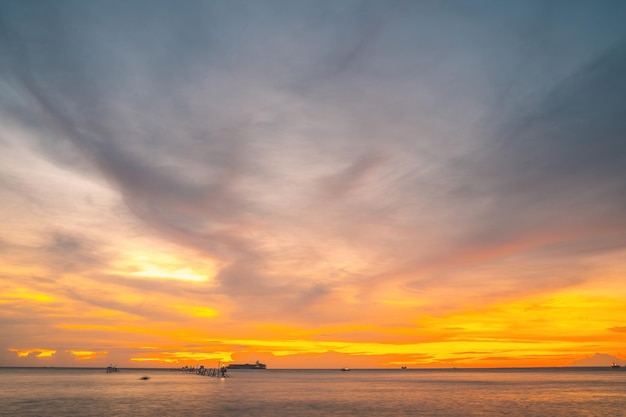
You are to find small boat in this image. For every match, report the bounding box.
[341,367,350,371]
[401,366,407,370]
[610,362,622,369]
[139,376,150,380]
[106,365,119,373]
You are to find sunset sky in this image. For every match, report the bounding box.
[1,0,626,369]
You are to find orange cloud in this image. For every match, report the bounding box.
[67,350,108,360]
[9,348,56,358]
[130,351,233,364]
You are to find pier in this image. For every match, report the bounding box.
[181,364,229,378]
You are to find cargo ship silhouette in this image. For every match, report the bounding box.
[226,360,267,369]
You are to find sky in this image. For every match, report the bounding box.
[1,0,626,369]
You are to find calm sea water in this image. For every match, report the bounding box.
[1,367,625,417]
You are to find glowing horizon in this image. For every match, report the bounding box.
[1,0,626,369]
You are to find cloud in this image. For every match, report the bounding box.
[569,352,625,366]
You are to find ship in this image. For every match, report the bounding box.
[610,362,622,369]
[226,360,267,370]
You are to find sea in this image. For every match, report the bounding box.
[1,367,625,417]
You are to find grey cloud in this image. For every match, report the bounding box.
[2,0,626,320]
[462,41,626,241]
[0,232,105,277]
[36,232,105,275]
[318,151,389,199]
[62,286,190,322]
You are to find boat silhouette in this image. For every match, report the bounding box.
[226,360,266,369]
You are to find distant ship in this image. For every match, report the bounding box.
[226,360,267,370]
[610,362,622,369]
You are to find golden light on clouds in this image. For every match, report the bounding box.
[2,289,55,303]
[9,348,56,358]
[173,305,219,318]
[111,253,216,283]
[67,350,108,360]
[130,351,233,364]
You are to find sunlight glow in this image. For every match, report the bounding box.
[174,305,219,318]
[130,265,208,282]
[1,289,55,303]
[111,254,215,282]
